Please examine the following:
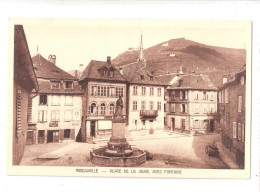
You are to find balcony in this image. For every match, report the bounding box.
[140,110,158,118]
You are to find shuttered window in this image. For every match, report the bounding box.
[16,89,22,138]
[233,122,237,139]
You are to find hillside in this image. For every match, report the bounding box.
[112,38,246,87]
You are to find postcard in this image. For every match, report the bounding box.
[7,18,251,178]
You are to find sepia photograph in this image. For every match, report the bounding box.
[8,18,251,178]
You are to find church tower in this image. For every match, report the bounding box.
[138,34,146,68]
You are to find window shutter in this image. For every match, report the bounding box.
[180,91,183,99]
[16,90,22,137]
[180,104,183,112]
[185,91,188,99]
[44,111,47,122]
[233,122,237,139]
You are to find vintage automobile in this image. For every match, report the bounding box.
[205,142,219,157]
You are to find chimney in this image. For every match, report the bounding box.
[222,74,228,84]
[79,64,84,72]
[107,56,111,64]
[179,66,184,74]
[48,54,56,65]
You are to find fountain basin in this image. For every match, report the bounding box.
[90,147,146,167]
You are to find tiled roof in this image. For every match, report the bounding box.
[37,80,82,94]
[32,54,77,80]
[168,74,217,90]
[155,73,178,86]
[118,61,165,86]
[79,60,128,82]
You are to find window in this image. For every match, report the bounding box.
[142,87,146,96]
[194,104,199,114]
[221,90,224,103]
[64,129,71,138]
[238,123,242,141]
[100,103,106,115]
[171,91,175,99]
[90,103,98,115]
[141,101,146,110]
[133,86,138,95]
[210,104,214,113]
[108,69,114,78]
[91,86,97,96]
[170,104,175,112]
[64,111,72,121]
[101,86,104,96]
[51,81,60,89]
[39,111,47,122]
[203,92,207,100]
[97,86,101,96]
[194,91,199,100]
[51,111,60,121]
[39,94,47,105]
[180,91,187,100]
[65,82,73,89]
[210,93,214,101]
[140,75,144,80]
[104,87,107,96]
[52,95,60,105]
[150,87,154,96]
[116,87,123,97]
[65,95,73,105]
[158,88,161,96]
[109,103,115,115]
[203,104,207,114]
[150,76,153,81]
[157,102,161,111]
[240,76,245,85]
[233,122,237,139]
[149,101,154,110]
[180,104,186,113]
[225,88,229,103]
[238,96,242,112]
[181,119,185,128]
[242,123,245,142]
[133,101,137,111]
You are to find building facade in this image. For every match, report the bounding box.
[218,65,246,168]
[79,57,129,142]
[118,35,165,135]
[165,74,217,134]
[31,54,82,144]
[13,25,39,164]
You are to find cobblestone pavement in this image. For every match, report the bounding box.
[20,132,228,169]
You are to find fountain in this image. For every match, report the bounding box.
[90,96,146,167]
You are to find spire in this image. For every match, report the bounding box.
[138,33,145,62]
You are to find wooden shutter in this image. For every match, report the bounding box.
[16,89,22,138]
[185,91,188,99]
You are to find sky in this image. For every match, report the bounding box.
[23,19,251,72]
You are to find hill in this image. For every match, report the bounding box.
[112,38,246,87]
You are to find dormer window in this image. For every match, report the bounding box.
[51,81,60,89]
[150,76,153,81]
[108,68,114,78]
[140,75,144,80]
[65,81,73,89]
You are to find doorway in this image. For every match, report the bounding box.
[47,130,59,143]
[90,121,96,137]
[210,120,214,132]
[171,118,175,131]
[26,130,34,145]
